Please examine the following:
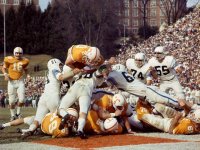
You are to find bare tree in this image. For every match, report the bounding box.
[160,0,188,25]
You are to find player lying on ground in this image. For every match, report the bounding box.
[0,108,78,138]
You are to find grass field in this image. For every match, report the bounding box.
[0,107,50,144]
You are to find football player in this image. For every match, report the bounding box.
[148,46,186,103]
[92,93,135,134]
[141,104,200,134]
[1,47,30,121]
[126,52,153,85]
[0,108,78,138]
[58,64,107,139]
[65,44,104,73]
[105,64,181,108]
[21,59,81,137]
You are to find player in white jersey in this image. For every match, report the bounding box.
[148,46,185,101]
[58,65,106,139]
[126,52,153,85]
[104,64,185,108]
[21,59,81,137]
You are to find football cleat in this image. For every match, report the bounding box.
[21,131,33,140]
[0,124,5,130]
[16,128,22,133]
[76,131,88,139]
[16,114,22,119]
[59,114,70,130]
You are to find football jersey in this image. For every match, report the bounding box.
[84,110,102,134]
[126,59,152,83]
[173,118,199,134]
[95,94,129,117]
[74,72,105,97]
[3,56,29,80]
[107,70,147,97]
[136,100,153,120]
[148,56,178,81]
[45,64,63,94]
[41,113,68,138]
[68,45,103,67]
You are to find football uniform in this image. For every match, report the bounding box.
[148,56,184,99]
[95,94,130,117]
[67,45,103,68]
[41,113,68,138]
[59,72,105,119]
[126,59,152,84]
[3,56,29,104]
[84,110,103,134]
[106,70,179,108]
[3,56,29,80]
[172,118,200,134]
[34,64,62,124]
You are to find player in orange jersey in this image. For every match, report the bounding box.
[65,44,104,73]
[141,103,200,134]
[92,93,135,134]
[2,47,30,121]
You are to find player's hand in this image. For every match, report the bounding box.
[128,130,136,134]
[114,109,122,117]
[4,73,9,81]
[73,68,82,75]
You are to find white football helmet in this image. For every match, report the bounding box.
[112,94,125,110]
[13,47,23,56]
[47,58,62,70]
[85,47,101,66]
[112,64,126,72]
[154,46,166,61]
[190,109,200,123]
[103,117,118,132]
[134,52,145,68]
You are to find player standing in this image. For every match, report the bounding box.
[2,47,30,121]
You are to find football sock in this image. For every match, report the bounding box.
[78,118,86,132]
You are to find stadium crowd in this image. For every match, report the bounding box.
[117,5,200,96]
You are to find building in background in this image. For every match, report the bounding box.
[118,0,187,34]
[0,0,39,12]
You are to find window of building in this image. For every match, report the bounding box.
[133,28,138,34]
[124,0,130,8]
[151,0,157,7]
[14,0,19,5]
[133,9,138,17]
[150,9,157,17]
[132,0,138,7]
[1,0,7,4]
[125,9,129,17]
[150,19,157,26]
[26,0,32,5]
[124,18,130,26]
[133,20,138,26]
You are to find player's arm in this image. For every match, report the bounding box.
[123,116,135,134]
[1,62,9,81]
[168,112,182,134]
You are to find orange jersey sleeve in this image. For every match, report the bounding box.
[4,56,29,80]
[136,100,153,120]
[96,95,115,113]
[173,118,200,134]
[84,110,102,134]
[41,113,68,138]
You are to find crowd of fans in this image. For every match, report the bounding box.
[116,5,200,103]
